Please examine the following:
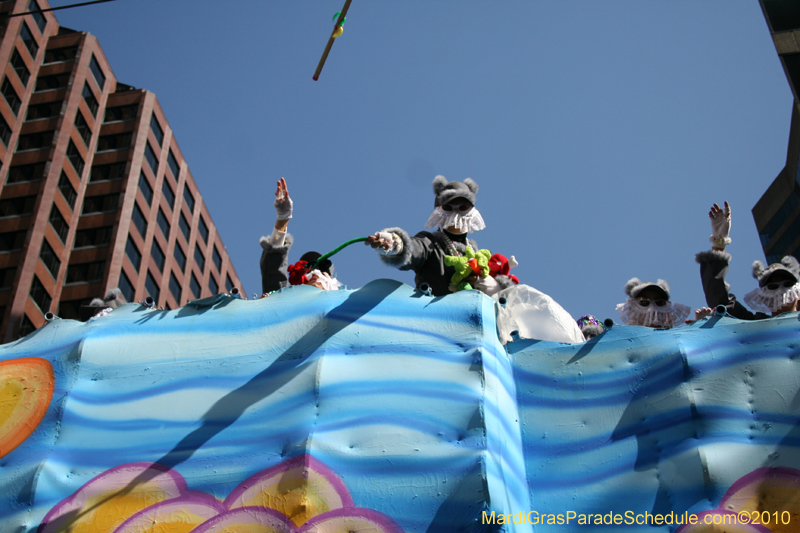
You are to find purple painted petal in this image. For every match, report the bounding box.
[298,507,405,533]
[192,506,296,533]
[38,463,187,533]
[113,491,226,533]
[224,454,353,526]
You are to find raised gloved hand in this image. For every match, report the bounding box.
[709,201,731,249]
[274,177,293,221]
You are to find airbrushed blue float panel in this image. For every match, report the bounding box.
[0,279,798,532]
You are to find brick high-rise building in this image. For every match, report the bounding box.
[0,0,243,342]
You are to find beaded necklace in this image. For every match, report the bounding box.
[441,230,464,257]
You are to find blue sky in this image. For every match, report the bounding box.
[56,1,793,322]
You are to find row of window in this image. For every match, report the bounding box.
[117,266,233,308]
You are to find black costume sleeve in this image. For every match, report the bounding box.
[695,249,769,321]
[259,233,293,294]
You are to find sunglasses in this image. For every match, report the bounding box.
[636,298,667,307]
[442,203,471,212]
[766,280,795,291]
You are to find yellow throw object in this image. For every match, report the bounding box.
[332,26,344,38]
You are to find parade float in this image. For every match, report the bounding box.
[0,279,798,532]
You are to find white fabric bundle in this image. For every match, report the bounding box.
[495,285,584,345]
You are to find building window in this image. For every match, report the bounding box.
[119,271,134,303]
[767,213,800,264]
[226,275,234,293]
[151,240,164,271]
[0,195,37,217]
[162,180,174,209]
[0,113,9,147]
[19,22,38,58]
[125,235,141,272]
[178,212,190,240]
[183,186,195,214]
[157,208,169,237]
[67,140,84,175]
[82,193,118,215]
[208,274,218,295]
[2,78,21,115]
[189,273,200,299]
[90,162,126,182]
[193,244,205,273]
[26,100,60,121]
[34,73,69,92]
[150,114,163,146]
[66,260,105,284]
[145,271,159,303]
[39,239,60,279]
[6,163,45,184]
[74,111,91,146]
[212,245,222,271]
[73,225,112,248]
[144,142,158,173]
[96,132,131,152]
[18,314,36,338]
[173,244,186,271]
[167,149,179,178]
[57,172,76,210]
[28,0,46,32]
[89,55,105,88]
[16,130,53,151]
[169,272,181,304]
[138,172,153,205]
[43,46,77,64]
[82,83,98,116]
[0,229,27,252]
[0,267,16,290]
[10,49,29,86]
[30,275,51,313]
[49,206,69,242]
[104,103,137,123]
[131,202,146,237]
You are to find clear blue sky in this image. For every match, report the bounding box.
[56,1,792,322]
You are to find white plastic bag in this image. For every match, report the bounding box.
[495,284,584,344]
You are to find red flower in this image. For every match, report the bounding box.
[288,260,310,285]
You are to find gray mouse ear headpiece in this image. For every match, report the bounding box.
[432,175,479,207]
[624,277,670,300]
[752,256,800,287]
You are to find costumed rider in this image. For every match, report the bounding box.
[80,288,126,320]
[366,175,583,344]
[576,315,604,340]
[616,278,690,328]
[365,175,504,296]
[694,201,800,320]
[259,177,342,295]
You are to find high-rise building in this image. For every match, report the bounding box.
[0,0,243,342]
[753,1,800,264]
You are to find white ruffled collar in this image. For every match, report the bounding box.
[616,299,690,328]
[425,206,486,233]
[743,282,800,313]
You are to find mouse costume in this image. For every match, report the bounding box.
[375,175,510,297]
[696,250,800,320]
[616,278,690,328]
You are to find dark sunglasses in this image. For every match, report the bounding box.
[636,298,667,307]
[766,280,795,291]
[442,203,471,212]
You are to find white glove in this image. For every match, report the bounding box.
[274,191,293,220]
[709,202,731,248]
[374,231,402,255]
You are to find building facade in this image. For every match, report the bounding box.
[753,1,800,264]
[0,0,243,342]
